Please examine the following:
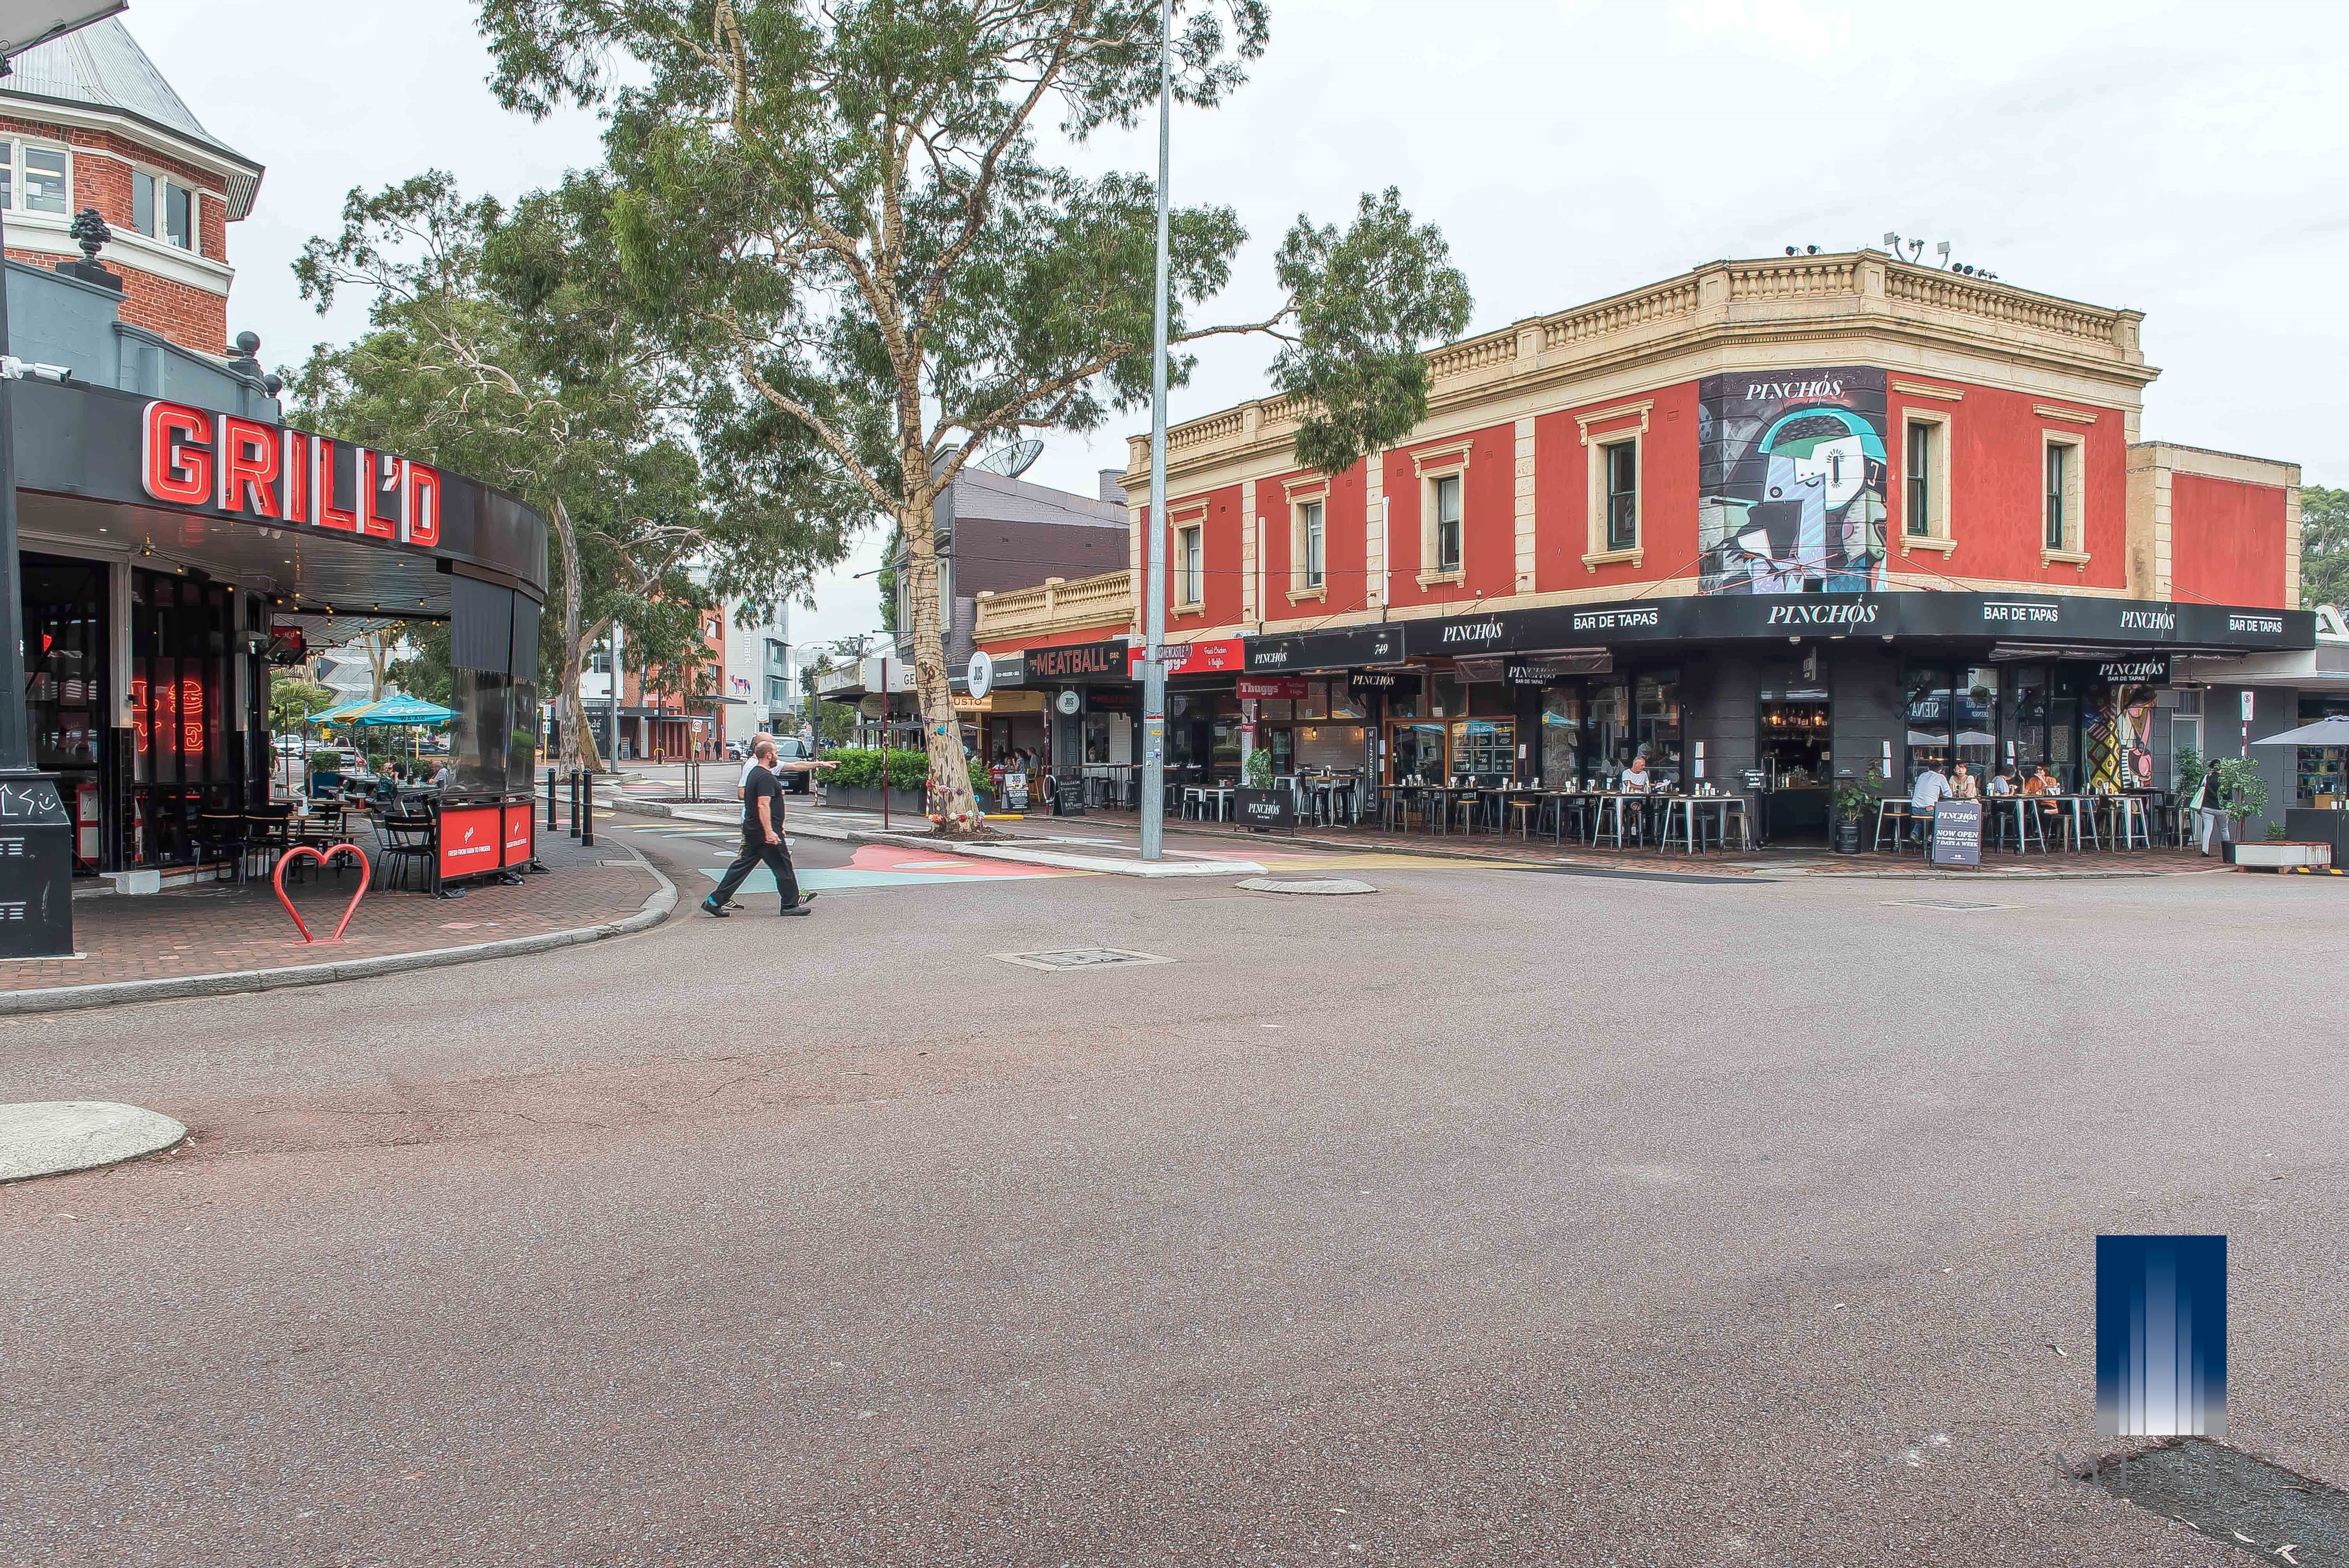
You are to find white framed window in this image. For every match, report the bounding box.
[1177,522,1204,608]
[0,140,70,216]
[1603,440,1637,551]
[131,168,200,253]
[1581,429,1645,568]
[2041,432,2088,565]
[1302,500,1325,589]
[1900,413,1955,553]
[1432,474,1461,574]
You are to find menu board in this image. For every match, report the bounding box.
[438,804,503,882]
[1932,800,1982,867]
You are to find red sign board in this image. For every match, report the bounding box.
[1236,676,1308,700]
[438,804,502,882]
[1129,637,1244,678]
[501,804,535,868]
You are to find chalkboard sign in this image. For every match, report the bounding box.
[1236,786,1295,833]
[1932,800,1982,866]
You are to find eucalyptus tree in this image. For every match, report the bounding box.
[476,0,1472,832]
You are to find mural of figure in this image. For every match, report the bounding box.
[1698,368,1891,595]
[2083,683,2157,791]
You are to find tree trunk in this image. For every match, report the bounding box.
[551,498,606,774]
[899,487,983,835]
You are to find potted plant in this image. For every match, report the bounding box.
[1829,766,1883,854]
[2212,756,2269,863]
[1238,747,1287,832]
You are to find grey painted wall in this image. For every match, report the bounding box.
[4,258,278,421]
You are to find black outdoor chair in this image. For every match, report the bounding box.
[375,805,438,893]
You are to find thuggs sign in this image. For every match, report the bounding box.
[140,399,442,548]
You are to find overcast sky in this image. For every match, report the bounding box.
[131,0,2349,652]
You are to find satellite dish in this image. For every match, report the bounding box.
[975,439,1044,479]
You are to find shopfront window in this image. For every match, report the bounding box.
[1540,688,1581,780]
[1904,665,1954,783]
[1391,721,1444,781]
[1583,678,1628,780]
[2297,695,2349,804]
[1447,718,1515,782]
[1956,665,1998,781]
[1634,669,1681,784]
[1432,673,1466,720]
[23,556,104,775]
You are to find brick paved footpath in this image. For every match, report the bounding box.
[2,828,661,996]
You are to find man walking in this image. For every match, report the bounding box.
[704,735,830,917]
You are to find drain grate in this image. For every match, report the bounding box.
[1883,898,2012,911]
[992,947,1173,973]
[2083,1438,2349,1563]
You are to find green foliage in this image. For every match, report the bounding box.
[2301,484,2349,609]
[2172,743,2203,796]
[1243,747,1274,788]
[2212,756,2269,824]
[386,623,456,706]
[2266,821,2291,841]
[819,747,932,791]
[473,0,1471,824]
[1274,187,1474,474]
[308,749,344,773]
[1832,767,1885,825]
[269,674,335,732]
[813,701,858,746]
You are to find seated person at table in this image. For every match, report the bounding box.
[432,759,454,789]
[1987,766,2015,796]
[1909,761,1950,842]
[1619,753,1652,793]
[1949,760,1980,801]
[2023,765,2057,796]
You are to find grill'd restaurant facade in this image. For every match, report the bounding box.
[14,287,547,897]
[987,251,2311,837]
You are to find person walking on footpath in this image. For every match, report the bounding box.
[704,735,831,917]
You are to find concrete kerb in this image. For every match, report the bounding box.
[0,843,678,1018]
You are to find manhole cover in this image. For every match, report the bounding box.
[992,947,1173,972]
[1235,877,1376,895]
[1882,898,2012,911]
[2083,1438,2349,1563]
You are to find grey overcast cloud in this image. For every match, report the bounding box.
[132,0,2349,650]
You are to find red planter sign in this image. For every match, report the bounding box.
[438,804,502,882]
[501,803,535,867]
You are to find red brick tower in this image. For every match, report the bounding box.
[0,17,261,356]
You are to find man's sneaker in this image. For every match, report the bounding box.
[701,898,732,918]
[779,903,813,916]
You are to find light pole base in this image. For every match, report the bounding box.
[0,770,75,958]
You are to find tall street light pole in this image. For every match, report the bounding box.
[1139,0,1173,862]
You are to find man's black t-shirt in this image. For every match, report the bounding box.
[741,764,786,838]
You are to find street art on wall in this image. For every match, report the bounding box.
[1697,367,1890,593]
[2084,682,2158,791]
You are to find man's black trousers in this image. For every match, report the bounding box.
[709,829,800,910]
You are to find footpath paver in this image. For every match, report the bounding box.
[1,826,670,1012]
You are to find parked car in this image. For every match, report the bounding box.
[725,739,746,761]
[272,734,310,755]
[774,735,813,792]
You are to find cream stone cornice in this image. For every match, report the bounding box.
[1125,250,2157,497]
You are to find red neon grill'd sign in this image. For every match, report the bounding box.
[140,400,441,548]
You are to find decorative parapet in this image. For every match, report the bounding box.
[973,568,1134,644]
[1126,249,2153,484]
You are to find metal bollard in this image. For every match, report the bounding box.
[547,766,559,831]
[580,769,595,847]
[568,768,581,839]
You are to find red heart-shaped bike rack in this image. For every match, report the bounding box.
[273,843,372,944]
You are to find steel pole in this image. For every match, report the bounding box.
[1139,0,1173,862]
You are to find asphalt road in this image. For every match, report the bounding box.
[5,831,2345,1566]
